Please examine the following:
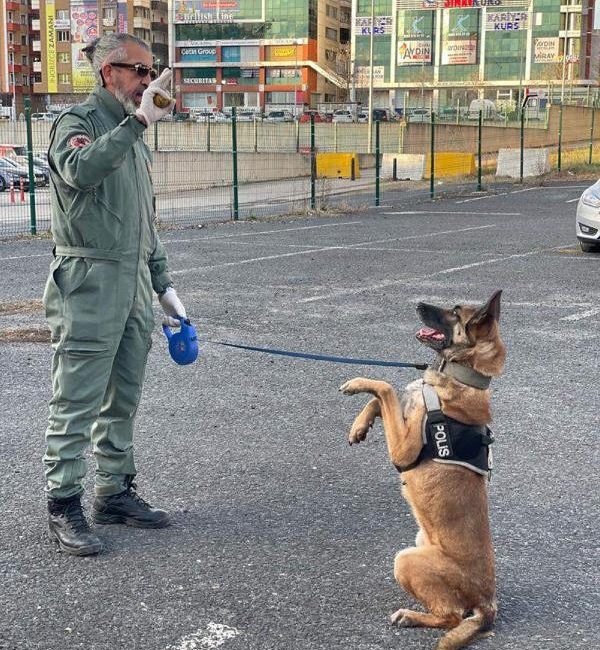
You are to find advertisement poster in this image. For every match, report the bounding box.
[118,0,128,33]
[485,12,529,31]
[442,39,477,65]
[355,65,384,87]
[354,16,393,36]
[71,1,98,93]
[397,40,432,65]
[182,68,217,84]
[46,0,57,92]
[399,11,434,40]
[534,37,560,64]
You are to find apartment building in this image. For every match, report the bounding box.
[172,0,352,113]
[1,0,34,117]
[27,0,168,107]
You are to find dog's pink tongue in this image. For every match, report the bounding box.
[418,327,444,341]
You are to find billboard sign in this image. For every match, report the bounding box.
[117,0,128,32]
[46,0,57,92]
[182,68,217,84]
[534,37,560,64]
[71,1,98,93]
[355,16,393,36]
[180,47,217,61]
[442,39,477,65]
[485,12,529,31]
[399,11,434,39]
[397,40,432,65]
[174,0,240,23]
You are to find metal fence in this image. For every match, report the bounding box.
[0,101,598,238]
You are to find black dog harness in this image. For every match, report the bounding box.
[395,383,494,478]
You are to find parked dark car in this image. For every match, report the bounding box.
[0,158,46,191]
[0,156,48,186]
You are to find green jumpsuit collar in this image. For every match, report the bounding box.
[91,86,128,122]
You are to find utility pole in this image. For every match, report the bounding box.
[367,0,375,154]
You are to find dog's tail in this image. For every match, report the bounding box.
[436,604,496,650]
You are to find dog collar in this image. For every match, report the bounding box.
[434,356,491,390]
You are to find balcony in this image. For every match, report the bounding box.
[33,61,42,72]
[134,0,151,8]
[151,0,167,8]
[152,21,168,32]
[31,19,40,31]
[31,0,40,8]
[6,21,20,31]
[134,16,152,30]
[6,1,21,9]
[32,40,41,50]
[103,18,116,27]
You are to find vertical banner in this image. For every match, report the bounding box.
[118,0,128,33]
[46,0,57,92]
[71,1,98,93]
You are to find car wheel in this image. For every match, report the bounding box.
[0,175,6,192]
[579,241,600,253]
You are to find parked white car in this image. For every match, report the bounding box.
[264,110,294,123]
[576,180,600,252]
[408,108,431,123]
[332,109,354,123]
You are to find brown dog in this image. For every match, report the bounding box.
[340,290,505,650]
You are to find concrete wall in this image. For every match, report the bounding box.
[152,151,311,193]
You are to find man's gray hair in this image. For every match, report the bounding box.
[82,33,150,86]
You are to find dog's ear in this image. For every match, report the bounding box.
[467,290,502,330]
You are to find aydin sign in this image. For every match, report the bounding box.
[398,40,432,65]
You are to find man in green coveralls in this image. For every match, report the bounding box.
[43,33,187,555]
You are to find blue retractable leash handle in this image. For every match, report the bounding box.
[162,317,199,365]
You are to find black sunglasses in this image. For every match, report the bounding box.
[111,62,157,80]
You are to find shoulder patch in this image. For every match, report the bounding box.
[69,134,92,149]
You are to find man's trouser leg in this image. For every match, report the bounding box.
[43,256,125,500]
[92,308,152,496]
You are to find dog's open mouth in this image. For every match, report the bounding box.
[416,327,445,346]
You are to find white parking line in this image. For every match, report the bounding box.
[174,224,496,275]
[300,244,568,304]
[166,623,239,650]
[565,197,579,203]
[383,210,520,216]
[560,308,600,321]
[455,193,508,204]
[162,221,362,244]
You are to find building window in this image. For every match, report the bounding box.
[57,31,70,42]
[22,55,27,65]
[8,32,14,44]
[56,9,69,21]
[103,7,116,23]
[23,75,29,86]
[8,52,14,64]
[9,73,15,86]
[33,72,42,84]
[7,11,13,22]
[326,27,338,42]
[326,5,337,19]
[21,14,27,24]
[325,49,337,62]
[58,73,71,85]
[21,35,27,45]
[58,52,70,64]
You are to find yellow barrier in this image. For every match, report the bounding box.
[316,153,360,179]
[424,152,476,179]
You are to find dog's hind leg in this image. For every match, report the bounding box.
[392,547,467,630]
[348,398,380,444]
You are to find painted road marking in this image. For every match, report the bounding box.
[455,193,508,204]
[174,225,496,275]
[565,197,579,203]
[561,308,600,321]
[383,210,521,216]
[162,221,362,245]
[166,623,239,650]
[300,244,571,304]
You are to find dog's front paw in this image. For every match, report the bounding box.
[348,420,371,445]
[390,609,416,627]
[339,378,370,395]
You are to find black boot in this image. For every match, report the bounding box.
[48,495,103,556]
[92,481,170,529]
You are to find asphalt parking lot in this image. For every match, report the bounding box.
[0,180,598,650]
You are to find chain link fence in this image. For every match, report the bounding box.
[0,101,598,238]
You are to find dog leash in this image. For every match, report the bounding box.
[205,340,428,370]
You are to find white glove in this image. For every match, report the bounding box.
[159,287,187,327]
[135,68,175,126]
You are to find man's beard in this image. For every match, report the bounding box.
[114,86,138,114]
